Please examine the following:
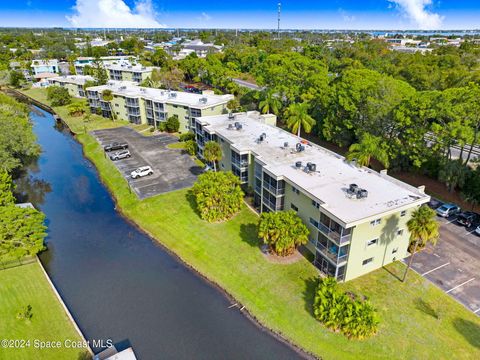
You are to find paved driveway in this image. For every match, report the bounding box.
[407,214,480,316]
[92,127,202,199]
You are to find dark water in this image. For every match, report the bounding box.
[16,106,303,360]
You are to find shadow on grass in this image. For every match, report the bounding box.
[185,191,202,219]
[239,223,260,248]
[302,277,318,319]
[453,318,480,349]
[415,297,439,319]
[382,263,404,282]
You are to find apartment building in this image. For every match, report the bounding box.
[193,112,430,281]
[48,75,94,98]
[74,56,133,75]
[31,59,59,76]
[86,82,233,133]
[105,63,156,83]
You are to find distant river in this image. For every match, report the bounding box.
[15,105,304,360]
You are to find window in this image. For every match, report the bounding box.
[366,238,378,247]
[291,186,300,195]
[396,229,404,237]
[291,203,298,212]
[312,200,320,209]
[400,210,407,217]
[115,103,119,107]
[370,219,381,226]
[309,218,319,228]
[392,248,398,254]
[362,257,374,266]
[220,138,224,143]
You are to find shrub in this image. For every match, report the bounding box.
[47,86,71,106]
[158,122,167,132]
[258,210,309,256]
[184,140,197,155]
[191,171,244,223]
[313,277,379,340]
[165,115,180,133]
[67,102,86,116]
[179,132,196,142]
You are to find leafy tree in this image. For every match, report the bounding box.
[0,205,47,261]
[9,70,24,88]
[313,277,379,339]
[258,210,309,256]
[346,133,390,168]
[438,159,468,192]
[101,89,114,120]
[227,98,241,112]
[92,58,108,85]
[0,172,15,206]
[285,102,316,138]
[179,132,196,142]
[462,168,480,210]
[403,205,439,282]
[191,171,244,223]
[184,140,197,156]
[67,102,86,117]
[46,86,72,107]
[165,115,180,133]
[203,141,222,171]
[259,90,281,115]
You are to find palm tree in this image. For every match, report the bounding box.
[101,89,115,121]
[346,133,390,168]
[203,141,222,172]
[259,90,282,115]
[402,205,439,282]
[285,102,315,138]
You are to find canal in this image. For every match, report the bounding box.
[15,106,304,360]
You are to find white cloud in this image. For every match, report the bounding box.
[197,12,212,22]
[389,0,444,29]
[338,8,355,23]
[67,0,165,28]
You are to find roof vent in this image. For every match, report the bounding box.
[259,134,266,142]
[295,143,305,152]
[169,92,177,98]
[283,142,289,148]
[227,123,234,130]
[199,97,208,104]
[228,112,234,120]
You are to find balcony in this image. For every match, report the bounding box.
[232,159,249,168]
[263,198,284,211]
[263,182,285,196]
[316,242,348,265]
[316,222,352,245]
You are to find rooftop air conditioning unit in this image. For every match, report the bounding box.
[356,189,368,199]
[283,142,289,148]
[228,112,234,120]
[308,163,317,172]
[259,134,265,142]
[295,161,302,169]
[227,123,234,130]
[295,143,305,152]
[235,123,242,130]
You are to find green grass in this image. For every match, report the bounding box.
[0,262,87,360]
[15,89,480,359]
[166,142,186,150]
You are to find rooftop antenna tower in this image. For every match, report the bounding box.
[277,2,281,39]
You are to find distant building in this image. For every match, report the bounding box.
[31,59,59,76]
[74,56,134,75]
[192,111,430,281]
[86,82,233,133]
[104,63,156,83]
[48,75,95,98]
[172,39,223,60]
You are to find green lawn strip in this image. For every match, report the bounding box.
[77,132,480,360]
[166,142,186,149]
[0,262,87,360]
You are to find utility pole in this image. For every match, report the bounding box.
[277,2,281,40]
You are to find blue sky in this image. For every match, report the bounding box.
[0,1,479,29]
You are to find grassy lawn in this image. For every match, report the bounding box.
[14,89,480,359]
[0,262,88,360]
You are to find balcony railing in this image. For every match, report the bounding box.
[263,199,284,211]
[316,242,348,265]
[263,183,285,196]
[232,159,249,168]
[317,222,351,245]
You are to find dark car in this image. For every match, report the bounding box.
[427,199,443,210]
[456,211,478,227]
[104,142,128,152]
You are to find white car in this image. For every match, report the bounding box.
[475,225,480,236]
[131,166,153,179]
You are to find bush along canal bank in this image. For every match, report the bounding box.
[7,90,310,359]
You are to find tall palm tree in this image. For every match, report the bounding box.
[285,102,316,138]
[259,90,282,115]
[101,89,115,121]
[203,141,222,172]
[346,133,390,168]
[402,205,439,282]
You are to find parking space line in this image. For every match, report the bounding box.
[433,253,440,258]
[422,262,450,276]
[467,229,477,235]
[474,308,480,314]
[446,218,458,224]
[446,278,475,293]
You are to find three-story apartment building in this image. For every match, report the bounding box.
[86,82,233,133]
[105,64,156,83]
[47,75,95,98]
[193,111,430,281]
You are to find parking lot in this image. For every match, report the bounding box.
[92,127,202,199]
[408,207,480,316]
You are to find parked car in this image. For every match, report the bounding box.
[104,142,128,152]
[427,198,443,210]
[436,203,461,218]
[109,150,131,161]
[131,166,153,179]
[475,225,480,236]
[456,212,478,227]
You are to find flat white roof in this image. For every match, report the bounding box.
[105,63,155,73]
[87,83,234,109]
[49,75,94,85]
[31,59,58,67]
[198,112,430,226]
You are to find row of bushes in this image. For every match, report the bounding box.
[313,277,379,339]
